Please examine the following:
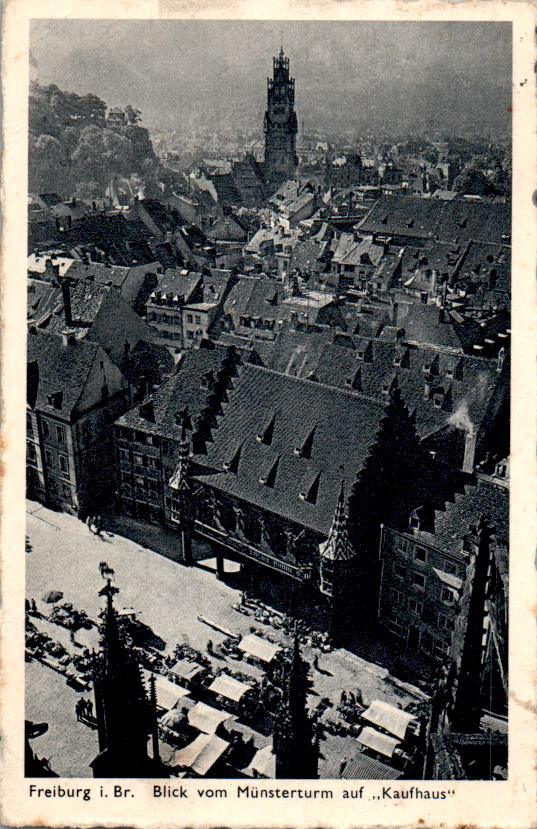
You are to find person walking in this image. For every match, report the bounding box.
[85,699,93,720]
[75,699,83,722]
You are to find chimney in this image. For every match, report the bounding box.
[462,430,477,473]
[497,346,506,374]
[423,376,432,399]
[61,329,77,347]
[60,279,72,326]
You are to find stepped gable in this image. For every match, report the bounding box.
[195,364,386,537]
[413,477,509,560]
[116,341,242,439]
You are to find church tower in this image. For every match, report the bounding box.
[90,579,162,778]
[264,47,298,192]
[273,633,319,778]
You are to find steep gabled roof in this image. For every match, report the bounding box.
[195,365,386,536]
[27,329,102,420]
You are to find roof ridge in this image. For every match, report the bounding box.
[243,362,386,408]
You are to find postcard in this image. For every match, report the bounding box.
[1,1,535,827]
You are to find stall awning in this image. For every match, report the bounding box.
[245,744,276,778]
[187,701,234,734]
[173,733,229,776]
[143,671,190,711]
[208,673,251,703]
[361,700,416,741]
[238,633,280,663]
[357,726,400,758]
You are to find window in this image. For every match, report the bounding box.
[120,449,130,463]
[438,612,453,631]
[56,425,65,444]
[44,449,53,467]
[187,331,194,340]
[443,560,459,576]
[195,315,201,325]
[42,419,50,439]
[394,563,405,579]
[61,484,71,498]
[81,421,92,445]
[392,590,405,607]
[133,454,143,466]
[441,586,456,605]
[27,442,37,462]
[397,537,409,555]
[388,616,405,638]
[59,455,69,475]
[187,314,193,323]
[408,598,423,616]
[413,571,426,589]
[415,547,427,563]
[27,413,33,434]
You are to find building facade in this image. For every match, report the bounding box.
[27,329,131,516]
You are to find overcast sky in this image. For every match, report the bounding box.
[30,20,512,138]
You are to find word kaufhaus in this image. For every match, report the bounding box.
[29,785,91,801]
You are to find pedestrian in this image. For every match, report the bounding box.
[25,599,30,612]
[94,515,104,538]
[31,598,37,614]
[86,699,93,719]
[86,515,94,533]
[75,699,82,722]
[313,654,319,670]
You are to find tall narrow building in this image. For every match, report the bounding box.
[91,579,162,778]
[273,633,318,778]
[264,47,298,192]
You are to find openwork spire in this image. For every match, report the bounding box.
[319,481,355,561]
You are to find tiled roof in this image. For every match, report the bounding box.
[116,342,242,438]
[39,280,111,329]
[397,304,466,351]
[332,233,385,267]
[358,195,510,245]
[27,280,62,321]
[411,477,508,558]
[151,269,203,302]
[262,329,503,441]
[27,329,101,420]
[195,365,386,536]
[65,260,133,289]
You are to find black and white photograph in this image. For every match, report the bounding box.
[23,18,512,784]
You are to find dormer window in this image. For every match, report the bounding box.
[257,413,276,445]
[259,455,280,487]
[47,391,63,410]
[298,471,321,504]
[293,426,316,459]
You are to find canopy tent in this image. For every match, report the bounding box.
[357,726,400,759]
[169,659,206,683]
[187,701,235,735]
[208,673,252,703]
[173,733,229,776]
[245,743,276,778]
[238,633,280,664]
[143,670,190,712]
[361,700,416,741]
